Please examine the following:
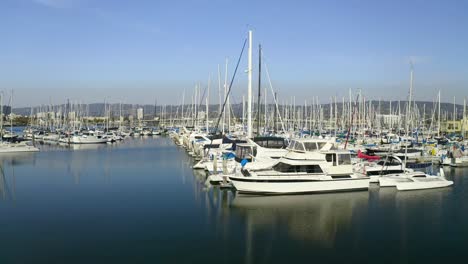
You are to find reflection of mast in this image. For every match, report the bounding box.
[245,216,253,264]
[11,163,16,201]
[0,163,6,200]
[0,163,13,201]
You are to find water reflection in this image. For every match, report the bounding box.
[192,169,207,184]
[0,167,15,202]
[0,153,36,166]
[0,153,38,202]
[231,192,369,246]
[0,135,464,263]
[374,185,451,206]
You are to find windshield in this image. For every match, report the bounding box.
[317,142,327,150]
[294,142,305,151]
[303,142,318,151]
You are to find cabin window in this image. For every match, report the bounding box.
[273,163,296,173]
[273,163,323,173]
[331,175,352,179]
[303,142,318,151]
[317,142,327,150]
[294,142,305,152]
[266,139,285,148]
[338,154,351,165]
[235,148,243,157]
[288,140,295,149]
[301,165,323,173]
[367,170,404,176]
[236,147,254,159]
[325,154,337,166]
[256,140,266,147]
[377,159,401,166]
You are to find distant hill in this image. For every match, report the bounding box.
[12,101,465,119]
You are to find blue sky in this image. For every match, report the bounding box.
[1,0,468,107]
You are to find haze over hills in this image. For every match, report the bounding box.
[12,101,466,119]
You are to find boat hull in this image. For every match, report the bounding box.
[229,176,370,194]
[396,180,454,191]
[0,145,39,153]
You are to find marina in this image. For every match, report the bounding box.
[0,27,466,263]
[3,0,468,262]
[0,27,466,261]
[0,135,467,263]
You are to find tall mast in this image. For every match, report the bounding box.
[181,90,184,125]
[348,88,352,125]
[247,30,253,138]
[407,63,414,135]
[206,74,210,133]
[242,95,245,133]
[223,59,228,134]
[206,97,209,133]
[438,90,441,137]
[218,64,222,117]
[273,92,277,134]
[463,97,466,138]
[453,96,456,126]
[389,100,392,129]
[10,90,13,135]
[119,101,122,130]
[257,44,262,137]
[264,87,267,133]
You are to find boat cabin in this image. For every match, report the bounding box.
[253,136,287,149]
[287,138,334,152]
[235,143,257,162]
[322,150,354,176]
[324,152,352,166]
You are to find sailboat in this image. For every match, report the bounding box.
[377,65,452,191]
[0,91,39,153]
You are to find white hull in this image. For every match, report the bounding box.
[396,180,453,190]
[379,171,453,190]
[69,136,108,144]
[229,176,370,194]
[378,175,412,187]
[0,143,39,153]
[43,134,60,142]
[450,157,468,167]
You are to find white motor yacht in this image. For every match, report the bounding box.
[0,141,39,153]
[68,131,108,144]
[229,138,370,194]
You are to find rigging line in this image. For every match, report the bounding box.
[211,37,248,138]
[198,84,208,109]
[264,62,286,134]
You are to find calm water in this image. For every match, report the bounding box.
[0,136,467,263]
